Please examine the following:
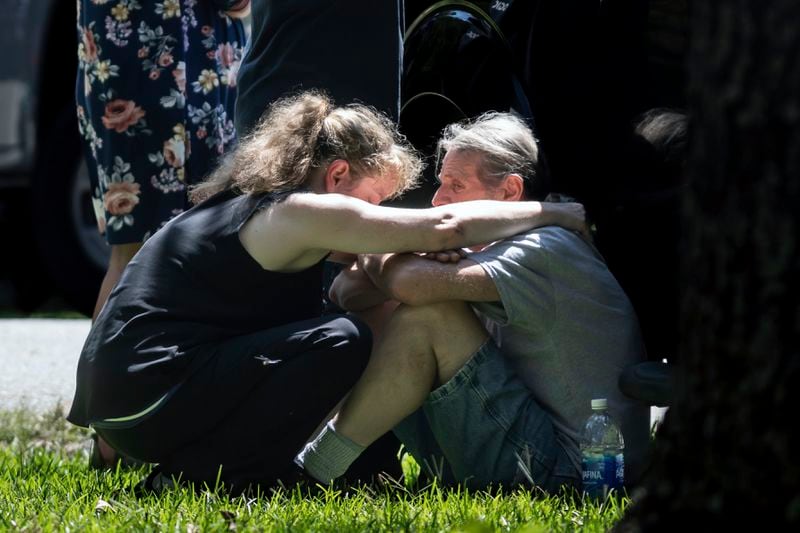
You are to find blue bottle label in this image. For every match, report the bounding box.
[614,453,625,487]
[582,452,624,498]
[581,453,606,497]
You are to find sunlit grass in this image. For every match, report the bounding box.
[0,406,628,531]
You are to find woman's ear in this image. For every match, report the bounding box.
[501,173,525,201]
[324,159,351,192]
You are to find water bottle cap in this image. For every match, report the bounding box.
[591,398,608,410]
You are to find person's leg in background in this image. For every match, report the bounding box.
[91,243,141,319]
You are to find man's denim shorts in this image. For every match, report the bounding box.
[393,339,580,492]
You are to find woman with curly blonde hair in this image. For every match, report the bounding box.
[68,91,585,494]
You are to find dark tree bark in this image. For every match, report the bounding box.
[619,0,800,529]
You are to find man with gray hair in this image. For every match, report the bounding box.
[295,112,650,492]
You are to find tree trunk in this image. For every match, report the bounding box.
[619,0,800,529]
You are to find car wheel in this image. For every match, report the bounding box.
[32,106,108,316]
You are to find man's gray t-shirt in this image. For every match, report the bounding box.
[470,226,650,481]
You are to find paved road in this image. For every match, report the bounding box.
[0,319,90,413]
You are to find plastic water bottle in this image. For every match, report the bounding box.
[580,398,625,498]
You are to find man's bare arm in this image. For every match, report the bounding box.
[360,253,499,307]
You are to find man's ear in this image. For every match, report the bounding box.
[501,173,525,201]
[324,159,351,192]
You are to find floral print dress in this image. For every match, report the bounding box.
[76,0,248,243]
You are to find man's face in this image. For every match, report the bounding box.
[432,150,503,206]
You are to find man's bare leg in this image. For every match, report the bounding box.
[336,301,488,445]
[296,301,488,482]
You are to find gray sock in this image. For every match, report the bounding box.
[295,421,365,483]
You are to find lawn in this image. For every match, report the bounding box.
[0,406,628,531]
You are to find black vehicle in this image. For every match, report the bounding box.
[0,0,104,314]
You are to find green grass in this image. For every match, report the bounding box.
[0,406,628,532]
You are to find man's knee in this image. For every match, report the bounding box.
[389,301,488,380]
[391,301,474,333]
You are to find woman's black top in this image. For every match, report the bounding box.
[68,190,324,427]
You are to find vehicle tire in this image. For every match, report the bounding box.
[32,106,108,316]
